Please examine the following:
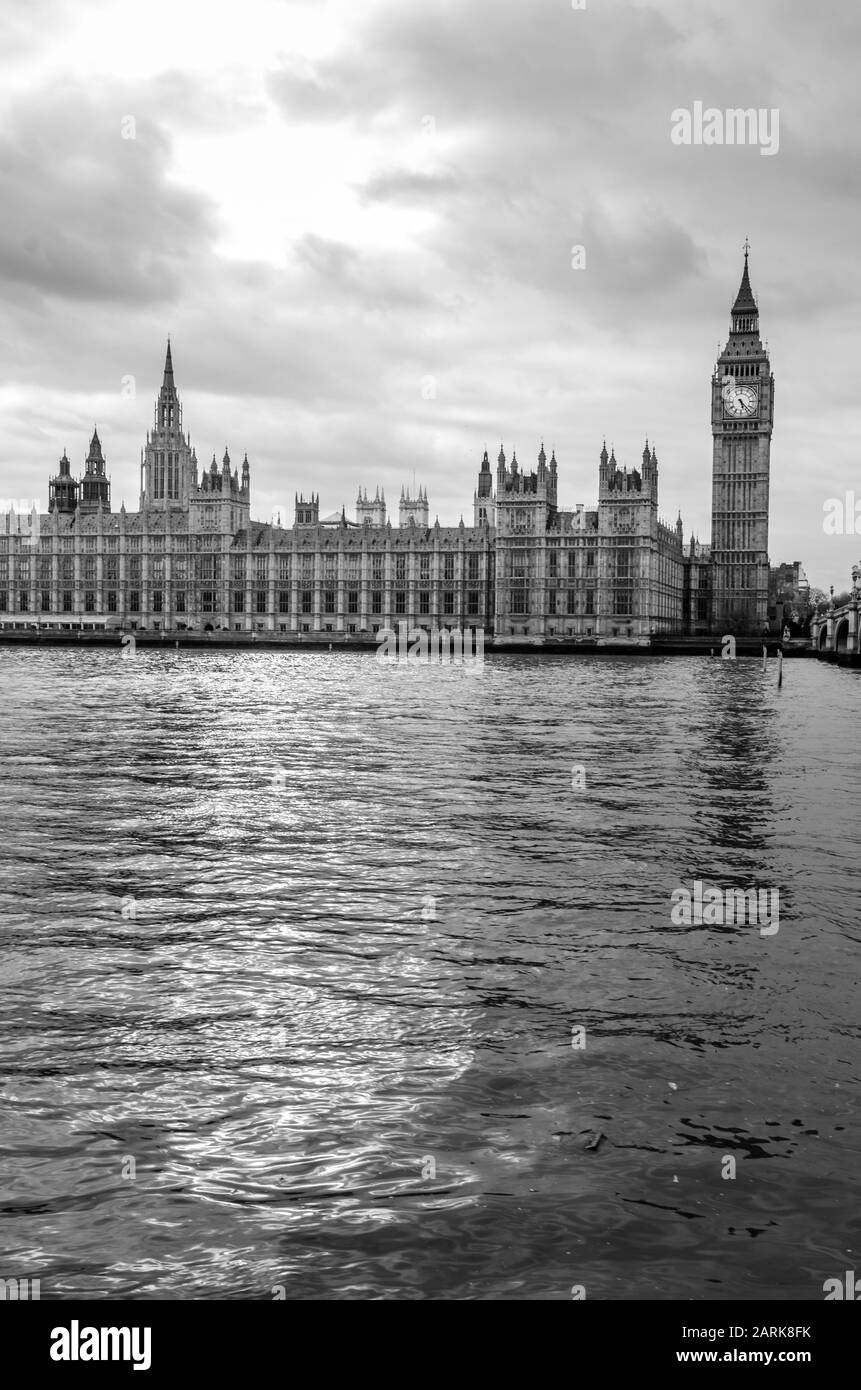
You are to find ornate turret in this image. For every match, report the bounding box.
[496,444,507,492]
[78,427,111,512]
[399,485,429,528]
[474,447,495,527]
[477,448,492,498]
[356,486,386,526]
[141,341,195,510]
[295,492,319,525]
[48,449,79,514]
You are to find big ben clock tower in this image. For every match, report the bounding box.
[710,243,774,632]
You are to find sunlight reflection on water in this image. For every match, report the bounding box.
[0,649,858,1299]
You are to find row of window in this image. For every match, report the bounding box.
[0,536,149,553]
[0,578,651,609]
[2,559,193,581]
[513,592,637,616]
[0,590,486,616]
[722,362,761,378]
[0,591,188,614]
[5,557,648,587]
[714,569,762,591]
[4,558,500,582]
[506,550,643,579]
[3,537,659,575]
[513,592,596,616]
[546,552,597,575]
[0,545,488,581]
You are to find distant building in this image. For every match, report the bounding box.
[770,559,811,634]
[0,254,773,642]
[770,560,809,597]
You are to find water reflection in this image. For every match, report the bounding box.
[0,649,858,1299]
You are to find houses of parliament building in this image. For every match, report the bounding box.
[0,252,773,642]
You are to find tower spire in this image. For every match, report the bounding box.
[731,247,757,315]
[79,422,110,512]
[155,340,180,433]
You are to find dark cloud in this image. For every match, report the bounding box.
[0,92,214,305]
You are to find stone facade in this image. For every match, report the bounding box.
[490,441,686,641]
[0,256,772,641]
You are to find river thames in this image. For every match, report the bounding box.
[0,649,858,1299]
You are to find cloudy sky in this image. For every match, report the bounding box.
[1,0,858,588]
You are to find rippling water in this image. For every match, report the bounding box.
[0,648,858,1300]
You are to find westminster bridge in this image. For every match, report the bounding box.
[810,564,861,664]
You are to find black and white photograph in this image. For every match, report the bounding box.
[0,0,858,1356]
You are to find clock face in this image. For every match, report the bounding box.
[723,381,758,417]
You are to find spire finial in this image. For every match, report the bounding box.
[743,235,750,260]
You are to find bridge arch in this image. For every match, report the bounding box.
[818,623,829,650]
[834,617,850,653]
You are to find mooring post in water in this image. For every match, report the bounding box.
[777,649,783,689]
[762,645,767,671]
